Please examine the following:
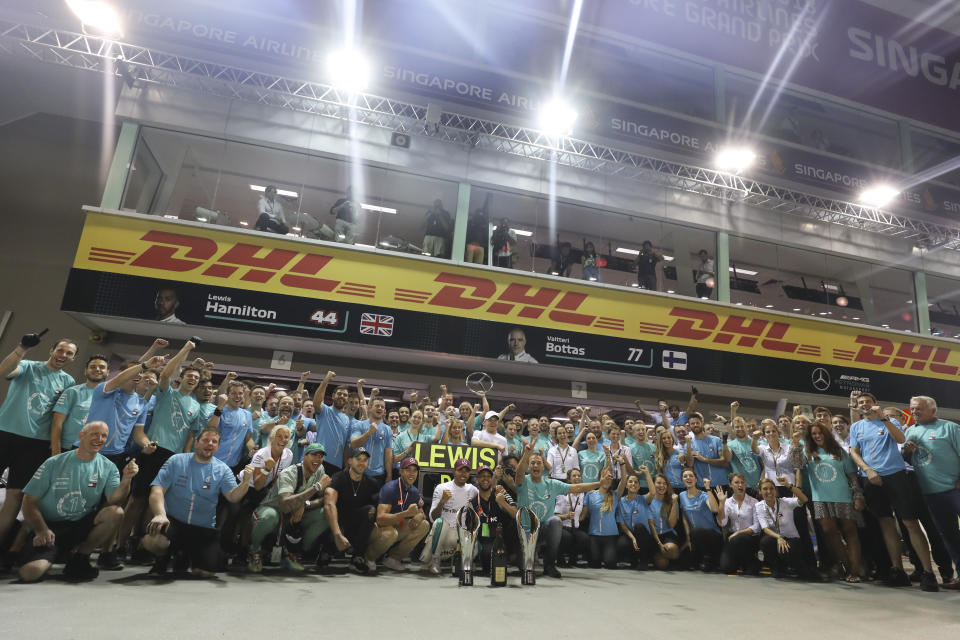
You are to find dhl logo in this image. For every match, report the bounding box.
[87,231,625,331]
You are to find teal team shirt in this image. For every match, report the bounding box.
[23,451,119,523]
[0,360,75,440]
[152,453,238,529]
[392,428,433,458]
[196,402,217,433]
[507,436,525,457]
[648,497,677,534]
[727,437,763,488]
[849,418,905,476]
[351,420,393,476]
[688,435,728,488]
[149,385,201,452]
[214,407,254,468]
[578,449,606,483]
[53,384,95,450]
[517,474,570,524]
[796,447,857,503]
[680,491,721,532]
[629,442,656,487]
[905,420,960,495]
[86,383,143,455]
[616,494,650,531]
[585,490,620,536]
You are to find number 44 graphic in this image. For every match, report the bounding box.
[310,310,339,326]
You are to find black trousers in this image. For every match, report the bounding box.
[719,533,759,574]
[760,535,813,578]
[689,528,724,568]
[255,213,289,235]
[338,505,376,556]
[559,526,589,564]
[589,535,619,569]
[616,525,653,567]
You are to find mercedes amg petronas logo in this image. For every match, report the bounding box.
[811,367,831,391]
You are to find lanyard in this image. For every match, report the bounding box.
[397,479,407,509]
[766,499,781,534]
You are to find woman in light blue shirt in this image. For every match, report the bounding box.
[617,469,653,569]
[646,473,681,569]
[655,430,686,492]
[584,464,625,569]
[679,468,722,571]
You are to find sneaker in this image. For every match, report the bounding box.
[544,566,562,579]
[921,572,940,592]
[282,553,305,572]
[909,569,923,583]
[383,557,405,572]
[349,556,370,575]
[97,551,124,571]
[941,579,960,590]
[247,551,263,574]
[148,555,169,576]
[63,554,99,583]
[429,558,441,575]
[885,568,912,587]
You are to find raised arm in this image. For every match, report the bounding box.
[224,465,255,503]
[313,370,336,407]
[137,338,169,363]
[514,442,532,486]
[158,340,196,390]
[107,355,167,394]
[107,460,139,506]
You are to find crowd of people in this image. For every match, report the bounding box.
[1,332,958,592]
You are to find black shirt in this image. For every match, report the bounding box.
[470,488,516,538]
[636,250,661,276]
[330,470,379,511]
[330,198,357,223]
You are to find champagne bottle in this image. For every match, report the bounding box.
[490,525,507,587]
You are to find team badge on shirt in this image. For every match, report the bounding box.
[88,473,99,488]
[202,476,212,490]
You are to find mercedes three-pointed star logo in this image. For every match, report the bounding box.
[811,367,831,392]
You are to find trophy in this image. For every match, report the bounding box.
[516,507,540,585]
[456,504,480,586]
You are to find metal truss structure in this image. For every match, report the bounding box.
[3,20,959,251]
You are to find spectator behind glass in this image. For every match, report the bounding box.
[465,192,491,264]
[329,185,359,244]
[582,242,600,282]
[491,218,516,268]
[255,185,289,235]
[422,199,452,259]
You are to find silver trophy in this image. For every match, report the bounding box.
[456,504,481,586]
[515,507,540,585]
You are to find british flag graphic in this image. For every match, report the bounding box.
[360,313,394,337]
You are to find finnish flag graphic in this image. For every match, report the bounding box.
[661,350,687,370]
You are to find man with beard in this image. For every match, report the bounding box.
[143,427,253,577]
[515,443,599,578]
[50,355,109,456]
[247,443,331,573]
[398,404,411,431]
[312,371,355,475]
[0,333,77,556]
[18,421,138,582]
[469,464,518,575]
[684,412,729,491]
[367,457,429,571]
[324,447,380,574]
[350,396,393,485]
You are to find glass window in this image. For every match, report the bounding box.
[910,128,960,189]
[925,274,960,339]
[126,128,460,255]
[725,74,901,169]
[728,236,917,332]
[467,187,717,300]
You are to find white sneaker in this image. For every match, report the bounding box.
[383,557,406,572]
[429,558,441,575]
[366,559,378,573]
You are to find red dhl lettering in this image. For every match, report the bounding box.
[123,232,339,292]
[665,308,799,352]
[428,273,596,326]
[854,336,959,375]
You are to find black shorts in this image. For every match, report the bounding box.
[166,518,221,573]
[131,447,175,497]
[863,470,920,520]
[20,511,98,564]
[0,430,51,489]
[103,453,128,475]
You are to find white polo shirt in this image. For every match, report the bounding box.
[755,497,801,538]
[720,494,760,534]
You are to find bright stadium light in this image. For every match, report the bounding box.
[65,0,123,35]
[326,47,371,92]
[715,146,757,174]
[859,184,900,208]
[538,98,578,136]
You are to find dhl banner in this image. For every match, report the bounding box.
[63,210,960,402]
